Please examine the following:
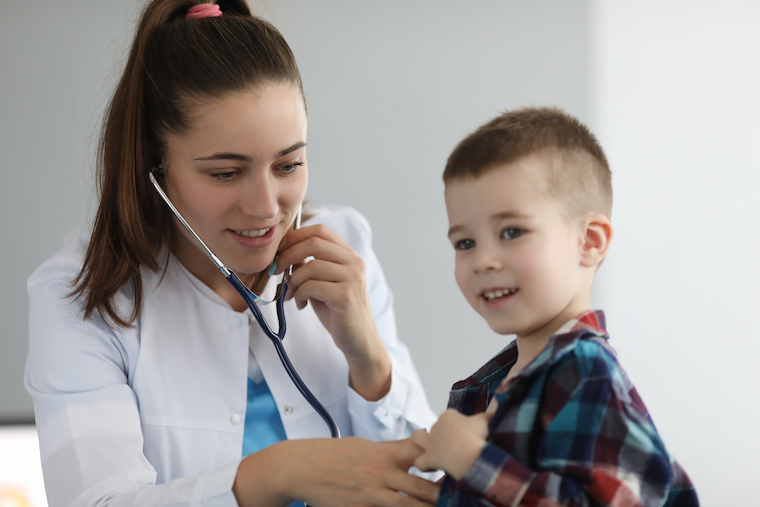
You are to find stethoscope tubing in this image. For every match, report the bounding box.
[227,271,341,438]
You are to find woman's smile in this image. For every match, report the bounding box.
[228,225,277,249]
[234,228,271,239]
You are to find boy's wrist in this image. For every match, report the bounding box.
[445,435,487,481]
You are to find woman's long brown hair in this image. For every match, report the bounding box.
[70,0,305,328]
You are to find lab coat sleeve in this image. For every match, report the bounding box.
[310,206,437,441]
[24,245,240,507]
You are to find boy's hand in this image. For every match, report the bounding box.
[411,409,491,481]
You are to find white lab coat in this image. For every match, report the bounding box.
[25,205,436,507]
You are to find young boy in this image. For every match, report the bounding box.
[412,107,697,506]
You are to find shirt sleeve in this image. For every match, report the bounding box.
[452,346,695,506]
[311,205,437,441]
[24,249,241,507]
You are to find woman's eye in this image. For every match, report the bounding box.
[211,171,237,181]
[501,227,523,240]
[454,238,475,250]
[279,160,304,174]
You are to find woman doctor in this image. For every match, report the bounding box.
[24,1,438,506]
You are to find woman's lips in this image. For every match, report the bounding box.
[228,225,277,249]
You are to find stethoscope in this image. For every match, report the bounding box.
[149,169,340,439]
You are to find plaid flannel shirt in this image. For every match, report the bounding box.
[437,310,698,507]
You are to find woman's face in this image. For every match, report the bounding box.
[162,84,308,283]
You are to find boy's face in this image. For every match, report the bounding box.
[445,154,589,339]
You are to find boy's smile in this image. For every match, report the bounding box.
[445,153,593,344]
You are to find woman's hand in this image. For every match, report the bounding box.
[274,224,391,400]
[412,409,492,481]
[234,437,441,507]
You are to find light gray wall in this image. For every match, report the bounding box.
[0,1,141,421]
[0,0,591,420]
[591,2,760,503]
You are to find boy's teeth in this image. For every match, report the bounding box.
[483,289,516,300]
[238,228,270,238]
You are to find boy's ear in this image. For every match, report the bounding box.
[579,214,613,268]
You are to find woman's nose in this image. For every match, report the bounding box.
[240,172,278,219]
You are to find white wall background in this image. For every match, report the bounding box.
[590,2,760,504]
[1,1,757,504]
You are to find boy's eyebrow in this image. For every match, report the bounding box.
[447,210,531,238]
[193,142,307,162]
[447,224,464,238]
[492,210,531,220]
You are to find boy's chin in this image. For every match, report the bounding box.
[482,318,520,336]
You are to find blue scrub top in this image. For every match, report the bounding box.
[243,376,306,507]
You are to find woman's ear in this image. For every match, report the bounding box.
[579,214,613,268]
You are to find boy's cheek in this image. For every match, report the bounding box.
[453,265,471,298]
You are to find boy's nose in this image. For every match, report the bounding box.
[472,245,504,272]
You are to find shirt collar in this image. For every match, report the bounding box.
[454,310,609,391]
[510,309,609,383]
[554,309,607,336]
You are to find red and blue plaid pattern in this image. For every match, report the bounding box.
[437,310,697,506]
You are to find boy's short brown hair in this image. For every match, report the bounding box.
[443,106,612,219]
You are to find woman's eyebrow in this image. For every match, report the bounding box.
[277,141,307,158]
[193,142,306,162]
[194,152,251,162]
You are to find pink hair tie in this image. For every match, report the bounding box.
[186,3,222,20]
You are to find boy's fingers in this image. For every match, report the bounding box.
[413,453,439,474]
[390,437,425,466]
[411,429,428,448]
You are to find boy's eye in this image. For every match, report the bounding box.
[501,227,523,240]
[454,238,475,250]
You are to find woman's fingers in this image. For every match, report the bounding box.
[279,223,352,251]
[385,475,441,506]
[275,224,354,270]
[274,226,366,306]
[281,438,440,507]
[287,261,357,303]
[410,429,436,472]
[385,439,441,504]
[273,222,390,400]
